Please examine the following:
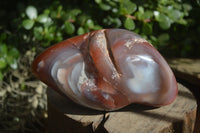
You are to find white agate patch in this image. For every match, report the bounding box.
[126,55,160,94]
[68,62,83,96]
[37,60,44,72]
[51,60,61,80]
[57,68,67,85]
[124,38,147,49]
[68,61,98,102]
[77,63,88,89]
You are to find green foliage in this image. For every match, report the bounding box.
[22,19,35,30]
[65,22,75,35]
[124,18,135,30]
[26,6,38,20]
[18,0,193,50]
[120,0,137,15]
[0,33,20,80]
[0,0,199,80]
[20,3,103,47]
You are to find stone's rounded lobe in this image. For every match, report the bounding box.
[32,29,178,111]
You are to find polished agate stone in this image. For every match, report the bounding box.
[32,29,178,111]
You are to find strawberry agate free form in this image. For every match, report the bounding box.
[32,29,178,111]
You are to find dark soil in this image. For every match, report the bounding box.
[0,50,47,133]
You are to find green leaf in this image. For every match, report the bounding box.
[0,33,7,42]
[6,56,18,69]
[33,27,43,40]
[0,71,3,80]
[86,19,95,29]
[8,47,20,58]
[10,59,18,69]
[93,25,102,30]
[95,0,102,4]
[65,21,75,35]
[155,13,171,30]
[173,3,182,10]
[158,33,169,42]
[26,6,37,20]
[37,14,49,23]
[160,0,169,5]
[44,9,50,15]
[133,28,140,33]
[112,8,118,13]
[48,26,56,33]
[20,83,26,90]
[112,18,122,28]
[177,19,187,25]
[42,42,51,47]
[143,11,153,19]
[136,6,148,20]
[50,11,57,18]
[138,6,144,14]
[150,35,157,42]
[99,3,111,11]
[155,13,167,22]
[124,18,135,30]
[0,44,8,55]
[0,58,7,69]
[142,23,152,35]
[70,9,82,16]
[159,21,171,30]
[64,9,81,21]
[158,33,170,45]
[77,15,89,25]
[22,19,34,30]
[77,27,85,35]
[58,5,63,13]
[44,33,54,41]
[168,9,181,21]
[120,0,137,15]
[55,32,63,42]
[183,3,192,10]
[154,11,160,18]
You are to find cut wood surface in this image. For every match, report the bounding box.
[167,58,200,133]
[47,83,197,133]
[168,58,200,87]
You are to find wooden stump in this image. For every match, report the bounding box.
[47,83,197,133]
[168,58,200,87]
[168,58,200,133]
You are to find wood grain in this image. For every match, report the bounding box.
[47,83,197,133]
[168,58,200,133]
[168,58,200,87]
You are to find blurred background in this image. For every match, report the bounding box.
[0,0,199,132]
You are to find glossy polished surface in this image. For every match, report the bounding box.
[32,29,178,111]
